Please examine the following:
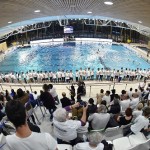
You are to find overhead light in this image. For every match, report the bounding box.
[87,11,92,14]
[138,21,142,24]
[34,10,41,13]
[104,1,113,5]
[8,21,12,24]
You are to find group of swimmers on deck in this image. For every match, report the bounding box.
[0,68,149,84]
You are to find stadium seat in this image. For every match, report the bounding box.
[129,132,147,146]
[113,137,132,150]
[104,126,123,141]
[57,144,72,150]
[128,139,150,150]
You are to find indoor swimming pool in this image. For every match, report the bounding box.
[0,42,149,73]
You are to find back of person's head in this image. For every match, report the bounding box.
[100,89,104,93]
[26,90,29,94]
[43,84,49,91]
[62,92,66,97]
[5,100,26,128]
[130,88,133,91]
[101,100,107,106]
[106,91,110,95]
[125,108,132,117]
[53,108,67,122]
[114,94,120,100]
[111,89,116,94]
[48,84,53,89]
[88,132,103,146]
[34,91,37,94]
[11,89,14,93]
[71,85,75,90]
[136,103,143,110]
[88,98,94,105]
[97,104,107,113]
[122,90,126,95]
[0,95,4,101]
[135,89,138,92]
[143,107,150,117]
[17,88,24,98]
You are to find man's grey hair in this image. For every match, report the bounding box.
[88,132,103,146]
[97,104,107,113]
[53,108,67,122]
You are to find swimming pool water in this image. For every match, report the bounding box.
[0,42,149,73]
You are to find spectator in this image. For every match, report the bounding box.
[120,90,129,100]
[108,95,121,114]
[102,91,110,106]
[132,103,143,120]
[53,103,88,146]
[16,88,36,125]
[116,108,133,126]
[128,88,133,99]
[88,105,110,130]
[123,107,150,136]
[40,84,56,120]
[96,89,104,104]
[87,98,97,118]
[110,89,116,102]
[26,90,37,108]
[60,92,72,108]
[75,132,104,150]
[5,90,12,101]
[132,89,140,98]
[48,84,60,105]
[66,84,76,103]
[5,100,57,150]
[10,89,17,100]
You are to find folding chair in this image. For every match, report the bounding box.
[113,137,132,150]
[128,139,150,150]
[129,132,147,146]
[104,126,123,141]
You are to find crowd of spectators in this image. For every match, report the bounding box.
[0,81,150,150]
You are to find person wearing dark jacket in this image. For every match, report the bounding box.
[108,95,121,114]
[60,92,72,108]
[40,84,56,120]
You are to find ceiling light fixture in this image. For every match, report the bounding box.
[8,21,12,24]
[34,10,41,13]
[104,1,113,5]
[87,11,92,14]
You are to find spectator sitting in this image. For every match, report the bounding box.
[124,107,150,136]
[132,89,140,98]
[132,103,143,120]
[88,105,110,130]
[5,100,57,150]
[110,89,116,102]
[53,103,87,146]
[108,95,121,114]
[102,91,110,106]
[48,84,60,105]
[60,92,72,108]
[116,108,133,126]
[96,89,104,105]
[87,98,97,118]
[5,90,12,101]
[75,132,104,150]
[120,90,129,100]
[10,89,17,100]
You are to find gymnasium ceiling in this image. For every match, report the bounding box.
[0,0,150,39]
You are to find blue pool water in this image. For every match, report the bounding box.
[0,42,149,73]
